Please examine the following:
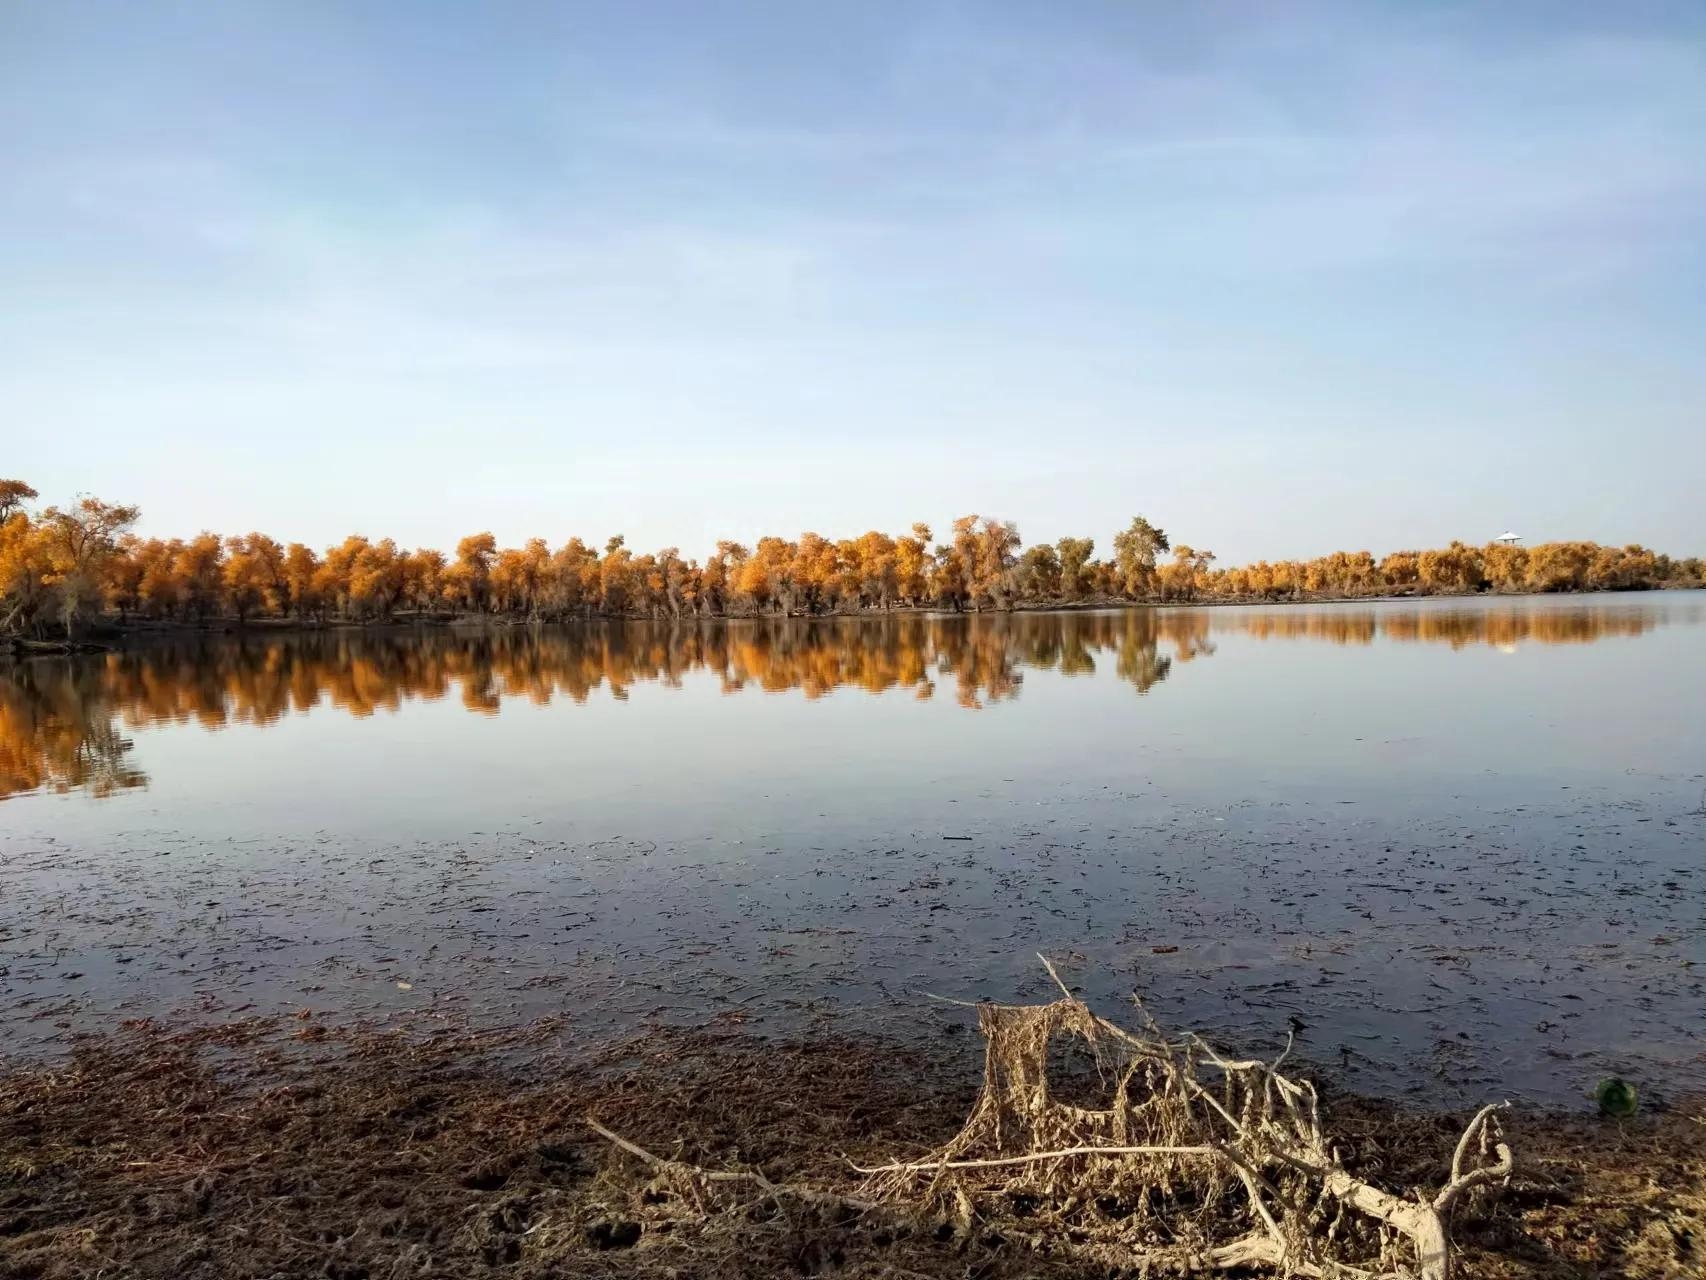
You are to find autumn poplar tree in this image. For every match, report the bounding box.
[0,480,38,523]
[1113,516,1169,598]
[40,496,140,633]
[2,472,1700,633]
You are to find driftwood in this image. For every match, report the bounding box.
[590,956,1513,1278]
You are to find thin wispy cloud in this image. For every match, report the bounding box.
[3,2,1703,559]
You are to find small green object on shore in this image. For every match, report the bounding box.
[1596,1077,1637,1118]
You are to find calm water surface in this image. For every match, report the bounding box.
[3,595,1703,1104]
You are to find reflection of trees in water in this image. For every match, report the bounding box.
[0,660,145,800]
[0,600,1675,798]
[1217,605,1665,648]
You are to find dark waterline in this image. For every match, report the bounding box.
[2,594,1703,1105]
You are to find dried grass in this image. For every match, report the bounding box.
[592,958,1516,1277]
[1,979,1700,1279]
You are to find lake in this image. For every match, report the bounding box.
[2,594,1703,1105]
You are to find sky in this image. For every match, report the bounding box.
[3,1,1704,564]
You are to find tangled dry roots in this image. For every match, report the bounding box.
[595,957,1514,1279]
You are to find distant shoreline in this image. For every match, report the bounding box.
[5,583,1695,656]
[5,479,1700,645]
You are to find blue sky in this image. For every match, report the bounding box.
[4,1,1704,562]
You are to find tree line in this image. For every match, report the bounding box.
[2,477,1700,637]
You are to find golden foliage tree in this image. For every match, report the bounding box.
[0,476,1699,637]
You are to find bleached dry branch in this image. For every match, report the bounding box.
[589,956,1515,1278]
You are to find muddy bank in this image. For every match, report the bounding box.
[0,1014,1699,1279]
[1,638,115,658]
